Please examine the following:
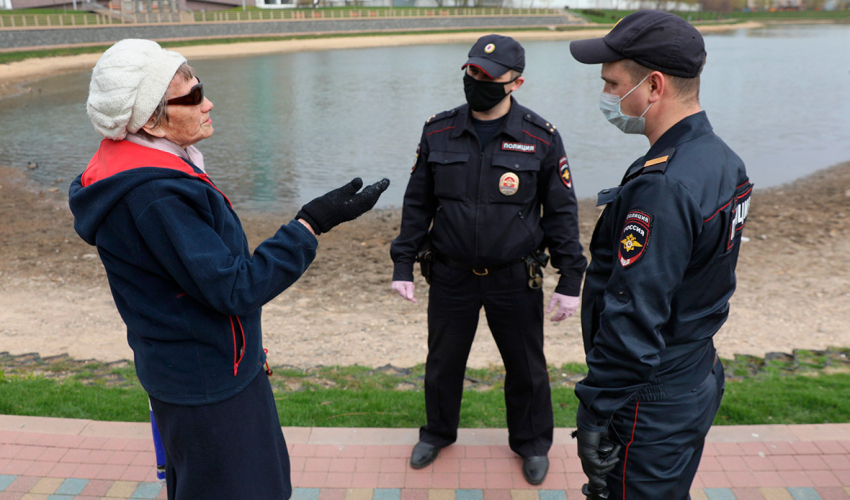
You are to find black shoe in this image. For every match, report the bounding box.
[410,441,440,469]
[522,455,549,485]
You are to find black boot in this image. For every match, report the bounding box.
[410,441,440,469]
[522,456,549,485]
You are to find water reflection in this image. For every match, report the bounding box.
[1,23,848,211]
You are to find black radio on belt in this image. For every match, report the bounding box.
[416,235,434,285]
[525,249,549,290]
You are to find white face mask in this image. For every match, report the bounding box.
[599,73,653,135]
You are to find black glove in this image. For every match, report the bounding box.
[296,177,390,235]
[581,483,610,500]
[573,429,621,497]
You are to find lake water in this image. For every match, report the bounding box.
[2,23,849,211]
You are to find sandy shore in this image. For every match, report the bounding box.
[0,21,764,99]
[1,158,848,368]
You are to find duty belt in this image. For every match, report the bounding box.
[435,253,524,276]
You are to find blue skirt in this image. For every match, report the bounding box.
[149,371,291,500]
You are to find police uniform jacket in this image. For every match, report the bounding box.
[390,98,587,296]
[575,112,752,432]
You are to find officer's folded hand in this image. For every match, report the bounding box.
[392,281,416,303]
[296,178,390,235]
[574,429,621,492]
[547,293,579,322]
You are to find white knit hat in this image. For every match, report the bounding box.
[87,39,187,140]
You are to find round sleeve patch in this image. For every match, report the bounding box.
[558,156,572,189]
[619,211,651,267]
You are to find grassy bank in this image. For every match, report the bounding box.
[0,27,581,66]
[571,8,850,24]
[1,350,848,427]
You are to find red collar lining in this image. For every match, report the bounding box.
[82,139,232,208]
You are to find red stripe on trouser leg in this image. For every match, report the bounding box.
[622,401,639,500]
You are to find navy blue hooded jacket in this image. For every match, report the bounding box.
[69,139,317,405]
[576,112,751,432]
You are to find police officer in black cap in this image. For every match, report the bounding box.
[567,11,752,500]
[390,34,587,484]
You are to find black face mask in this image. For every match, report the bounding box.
[463,73,515,112]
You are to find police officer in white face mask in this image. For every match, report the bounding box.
[568,11,752,500]
[390,34,587,485]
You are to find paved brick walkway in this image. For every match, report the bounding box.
[1,416,849,499]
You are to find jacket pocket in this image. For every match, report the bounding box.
[489,153,541,204]
[428,150,470,201]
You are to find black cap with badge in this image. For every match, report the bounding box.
[462,34,525,78]
[569,10,706,78]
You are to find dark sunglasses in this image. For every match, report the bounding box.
[167,79,204,106]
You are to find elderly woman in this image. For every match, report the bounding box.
[69,39,388,500]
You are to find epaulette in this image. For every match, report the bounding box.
[521,111,557,135]
[642,147,676,174]
[425,107,460,126]
[621,148,675,186]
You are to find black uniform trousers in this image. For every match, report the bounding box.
[604,360,725,500]
[149,371,292,500]
[421,260,553,458]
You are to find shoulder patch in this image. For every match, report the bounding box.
[558,156,572,189]
[619,211,652,268]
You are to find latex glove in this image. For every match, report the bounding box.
[573,429,621,495]
[296,177,390,235]
[392,281,417,303]
[546,293,579,322]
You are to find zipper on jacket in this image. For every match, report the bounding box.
[229,316,246,376]
[473,149,483,265]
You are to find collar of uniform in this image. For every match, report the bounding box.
[620,157,646,185]
[450,96,524,142]
[645,110,713,159]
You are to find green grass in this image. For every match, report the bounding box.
[716,373,850,425]
[1,7,102,16]
[276,388,579,428]
[1,358,849,427]
[0,9,115,28]
[0,376,150,422]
